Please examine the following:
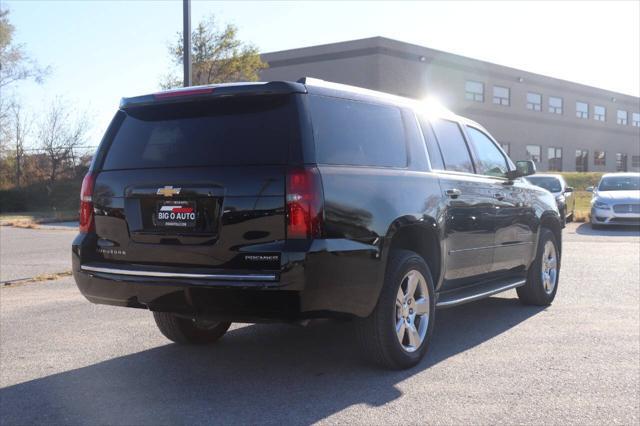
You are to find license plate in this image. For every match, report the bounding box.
[155,200,197,228]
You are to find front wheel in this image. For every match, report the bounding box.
[153,312,231,345]
[355,250,436,369]
[517,228,560,305]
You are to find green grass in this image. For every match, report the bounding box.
[558,172,605,191]
[572,191,592,222]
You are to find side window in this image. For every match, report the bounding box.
[417,117,444,170]
[309,95,407,167]
[465,126,509,178]
[430,119,474,174]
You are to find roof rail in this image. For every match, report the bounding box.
[296,77,326,85]
[297,76,422,106]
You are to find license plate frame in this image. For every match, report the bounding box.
[155,200,197,229]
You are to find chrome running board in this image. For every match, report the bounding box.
[436,277,526,308]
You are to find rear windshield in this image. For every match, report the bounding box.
[101,95,298,170]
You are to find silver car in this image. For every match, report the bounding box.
[526,174,575,225]
[589,173,640,228]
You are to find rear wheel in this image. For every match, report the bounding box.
[517,228,560,305]
[153,312,231,344]
[356,250,436,369]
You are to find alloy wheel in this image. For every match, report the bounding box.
[395,270,430,352]
[541,240,558,294]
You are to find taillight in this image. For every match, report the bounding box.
[286,167,323,239]
[79,172,95,233]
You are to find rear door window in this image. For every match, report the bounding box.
[430,119,474,174]
[309,95,407,168]
[101,95,298,170]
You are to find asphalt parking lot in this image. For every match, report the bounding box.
[0,223,638,425]
[0,226,76,283]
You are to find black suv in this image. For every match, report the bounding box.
[73,78,562,369]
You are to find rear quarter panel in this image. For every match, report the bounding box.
[305,165,442,316]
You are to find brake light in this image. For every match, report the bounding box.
[153,87,214,100]
[286,167,323,239]
[79,172,95,233]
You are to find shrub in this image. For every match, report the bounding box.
[0,178,82,213]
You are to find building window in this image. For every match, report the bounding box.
[526,145,541,163]
[616,153,628,172]
[576,102,588,119]
[576,149,589,172]
[617,110,628,125]
[632,155,640,168]
[594,151,606,166]
[548,96,563,114]
[465,81,484,102]
[548,147,562,171]
[594,105,606,122]
[526,92,542,111]
[493,86,510,106]
[500,142,510,156]
[633,113,640,127]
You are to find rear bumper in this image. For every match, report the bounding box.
[72,235,384,320]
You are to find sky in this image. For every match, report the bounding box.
[4,0,640,148]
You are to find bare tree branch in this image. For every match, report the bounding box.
[37,98,89,184]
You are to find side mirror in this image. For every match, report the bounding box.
[565,186,574,193]
[507,160,536,180]
[586,186,594,192]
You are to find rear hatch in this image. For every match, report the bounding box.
[87,93,302,275]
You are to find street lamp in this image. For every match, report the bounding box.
[183,0,192,87]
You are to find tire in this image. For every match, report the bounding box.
[355,250,436,369]
[566,211,573,223]
[153,312,231,345]
[517,228,560,306]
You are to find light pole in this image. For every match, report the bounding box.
[183,0,192,87]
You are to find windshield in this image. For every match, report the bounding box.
[527,176,562,193]
[598,175,640,191]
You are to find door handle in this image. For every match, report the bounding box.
[445,188,461,198]
[493,192,505,201]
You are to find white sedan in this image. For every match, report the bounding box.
[588,173,640,228]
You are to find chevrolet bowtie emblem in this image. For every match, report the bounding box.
[157,186,181,197]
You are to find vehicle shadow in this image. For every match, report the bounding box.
[0,297,544,425]
[574,222,640,236]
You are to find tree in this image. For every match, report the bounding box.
[161,15,267,89]
[37,99,89,184]
[0,9,49,89]
[7,101,31,188]
[0,8,49,153]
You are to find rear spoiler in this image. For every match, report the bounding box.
[120,81,307,109]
